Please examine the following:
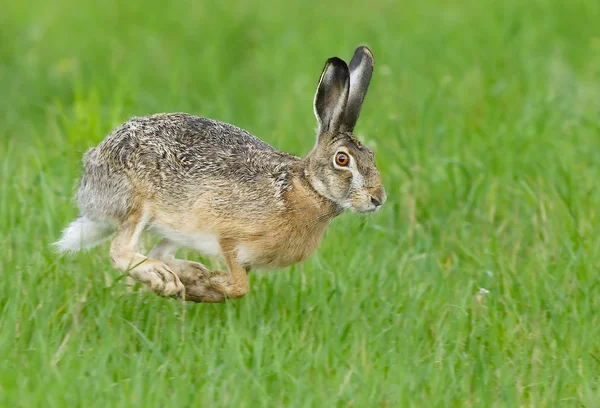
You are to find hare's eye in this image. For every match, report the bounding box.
[335,152,350,167]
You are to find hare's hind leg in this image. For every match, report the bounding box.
[109,209,185,298]
[148,239,227,303]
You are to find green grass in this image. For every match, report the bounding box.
[2,0,600,406]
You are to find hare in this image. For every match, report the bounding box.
[55,46,386,302]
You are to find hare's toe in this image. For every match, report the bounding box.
[154,264,185,297]
[130,260,184,298]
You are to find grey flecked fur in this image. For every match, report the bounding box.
[78,114,299,223]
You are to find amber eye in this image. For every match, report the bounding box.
[335,152,350,167]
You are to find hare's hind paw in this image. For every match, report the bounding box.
[128,260,186,298]
[152,262,186,297]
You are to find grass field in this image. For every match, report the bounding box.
[2,0,600,406]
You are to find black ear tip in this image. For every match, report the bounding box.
[352,45,375,66]
[322,57,350,81]
[354,45,373,54]
[326,57,349,70]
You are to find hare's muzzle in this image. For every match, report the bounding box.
[367,186,386,212]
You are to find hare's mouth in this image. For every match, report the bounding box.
[351,204,381,214]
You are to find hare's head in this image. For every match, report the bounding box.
[305,46,386,213]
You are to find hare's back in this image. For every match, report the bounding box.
[118,112,276,153]
[99,113,292,171]
[93,113,297,200]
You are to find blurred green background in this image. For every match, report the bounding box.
[1,0,600,406]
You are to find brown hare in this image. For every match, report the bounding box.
[55,46,386,302]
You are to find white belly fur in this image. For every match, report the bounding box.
[151,225,222,256]
[235,244,257,265]
[150,224,258,265]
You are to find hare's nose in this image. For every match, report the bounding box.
[370,187,387,207]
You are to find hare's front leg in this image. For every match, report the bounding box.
[109,211,185,298]
[216,239,250,299]
[148,238,250,302]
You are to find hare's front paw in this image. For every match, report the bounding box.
[176,269,229,303]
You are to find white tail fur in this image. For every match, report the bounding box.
[54,216,115,253]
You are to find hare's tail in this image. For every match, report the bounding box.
[54,215,115,253]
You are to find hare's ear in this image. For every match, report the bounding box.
[314,57,350,141]
[340,46,374,132]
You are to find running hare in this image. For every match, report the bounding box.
[56,46,386,302]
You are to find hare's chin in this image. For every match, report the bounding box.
[349,205,380,214]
